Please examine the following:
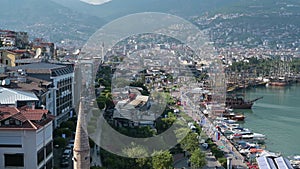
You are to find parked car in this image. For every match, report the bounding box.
[60,157,69,167]
[66,144,72,150]
[69,139,75,147]
[62,149,72,158]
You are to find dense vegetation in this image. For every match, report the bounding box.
[94,64,207,168]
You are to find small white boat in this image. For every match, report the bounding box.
[229,131,266,141]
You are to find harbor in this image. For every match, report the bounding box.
[181,82,300,168]
[241,84,300,157]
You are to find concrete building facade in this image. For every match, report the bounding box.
[13,62,75,127]
[0,107,54,169]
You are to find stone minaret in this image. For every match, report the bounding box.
[73,101,90,169]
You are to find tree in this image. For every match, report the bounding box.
[161,112,176,128]
[96,95,106,110]
[152,151,173,169]
[60,120,76,131]
[122,143,151,169]
[180,132,199,153]
[190,148,206,169]
[54,128,72,138]
[53,137,67,148]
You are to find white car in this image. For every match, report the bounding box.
[62,149,72,158]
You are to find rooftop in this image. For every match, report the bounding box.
[15,62,65,70]
[0,106,54,130]
[12,62,74,76]
[0,87,39,105]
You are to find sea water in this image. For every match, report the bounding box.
[236,84,300,157]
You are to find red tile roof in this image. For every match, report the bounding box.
[0,106,54,130]
[10,112,27,122]
[0,107,20,120]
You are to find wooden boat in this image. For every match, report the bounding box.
[225,95,263,109]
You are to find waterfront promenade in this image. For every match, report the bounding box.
[200,112,247,168]
[184,107,247,168]
[172,86,248,168]
[173,149,221,169]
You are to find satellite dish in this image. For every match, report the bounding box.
[34,48,42,59]
[1,80,5,86]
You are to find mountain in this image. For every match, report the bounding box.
[51,0,241,20]
[1,0,300,47]
[211,0,300,15]
[0,0,104,46]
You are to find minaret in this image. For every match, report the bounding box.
[73,101,90,169]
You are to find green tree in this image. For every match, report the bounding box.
[96,95,106,110]
[190,148,207,169]
[180,132,199,153]
[53,137,67,148]
[156,111,177,133]
[122,143,151,169]
[60,120,76,131]
[161,112,176,127]
[152,151,173,169]
[54,128,72,138]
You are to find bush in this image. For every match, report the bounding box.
[207,139,225,159]
[218,157,227,168]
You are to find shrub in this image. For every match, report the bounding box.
[218,157,227,168]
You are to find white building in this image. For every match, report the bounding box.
[13,62,74,127]
[0,106,54,169]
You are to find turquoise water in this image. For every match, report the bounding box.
[235,84,300,157]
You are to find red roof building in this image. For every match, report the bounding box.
[0,106,54,168]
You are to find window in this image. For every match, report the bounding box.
[4,120,9,125]
[46,158,53,169]
[0,144,22,148]
[5,60,9,65]
[46,141,53,157]
[5,154,24,167]
[37,148,45,164]
[9,119,16,125]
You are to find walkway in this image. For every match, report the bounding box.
[173,147,222,169]
[91,145,102,167]
[201,117,247,168]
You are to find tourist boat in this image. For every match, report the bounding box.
[225,95,263,109]
[223,112,245,121]
[231,114,245,121]
[267,77,289,87]
[268,81,287,86]
[229,131,266,142]
[290,155,300,169]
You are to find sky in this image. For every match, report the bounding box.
[80,0,112,5]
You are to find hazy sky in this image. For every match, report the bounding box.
[80,0,112,5]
